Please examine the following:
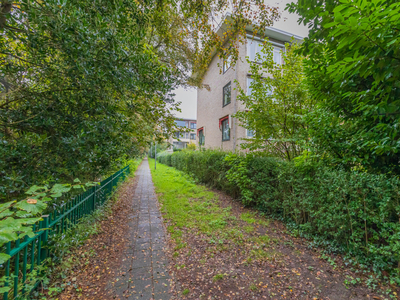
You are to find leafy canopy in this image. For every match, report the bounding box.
[288,0,400,173]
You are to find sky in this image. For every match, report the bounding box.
[172,0,309,120]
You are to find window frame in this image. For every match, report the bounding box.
[246,128,255,138]
[190,122,197,129]
[221,118,230,141]
[175,120,186,127]
[273,46,282,65]
[247,77,253,96]
[198,129,205,145]
[222,82,232,107]
[247,76,274,97]
[223,53,232,73]
[247,37,285,64]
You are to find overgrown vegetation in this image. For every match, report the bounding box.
[0,0,281,201]
[287,0,400,173]
[33,162,140,299]
[235,40,313,160]
[0,159,141,299]
[157,151,400,285]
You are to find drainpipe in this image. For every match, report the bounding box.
[232,42,239,152]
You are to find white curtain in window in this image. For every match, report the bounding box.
[273,47,282,64]
[247,38,283,64]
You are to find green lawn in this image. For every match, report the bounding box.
[149,159,243,245]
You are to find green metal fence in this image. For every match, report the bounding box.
[1,165,130,300]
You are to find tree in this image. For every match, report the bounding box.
[234,41,312,161]
[288,0,400,173]
[143,0,281,85]
[0,0,179,200]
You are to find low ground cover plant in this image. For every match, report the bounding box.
[157,150,400,285]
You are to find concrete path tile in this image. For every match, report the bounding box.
[108,158,171,299]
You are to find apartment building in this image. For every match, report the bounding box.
[170,118,197,149]
[196,15,303,151]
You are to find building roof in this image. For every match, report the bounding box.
[216,13,303,44]
[193,13,304,80]
[175,117,196,122]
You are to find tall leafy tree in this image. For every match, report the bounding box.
[288,0,400,173]
[235,42,312,160]
[0,0,179,199]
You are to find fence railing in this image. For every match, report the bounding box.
[1,165,131,300]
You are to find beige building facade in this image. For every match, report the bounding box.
[169,118,197,150]
[196,19,302,151]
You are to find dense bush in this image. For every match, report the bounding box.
[157,150,400,281]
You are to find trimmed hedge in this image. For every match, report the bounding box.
[157,150,400,279]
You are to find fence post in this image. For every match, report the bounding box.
[41,215,49,261]
[111,174,115,194]
[13,239,20,298]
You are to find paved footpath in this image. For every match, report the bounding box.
[109,158,171,300]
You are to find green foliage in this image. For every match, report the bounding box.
[156,150,400,281]
[149,143,170,159]
[234,41,313,160]
[213,273,225,281]
[0,181,94,264]
[37,178,129,298]
[157,149,238,196]
[186,143,196,151]
[149,158,231,238]
[288,0,400,173]
[0,0,179,201]
[224,154,253,206]
[0,0,282,201]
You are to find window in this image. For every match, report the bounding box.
[273,46,282,64]
[247,77,274,96]
[247,38,283,64]
[247,77,253,96]
[221,118,230,141]
[186,132,189,139]
[246,128,255,138]
[223,54,232,73]
[190,133,196,140]
[175,132,180,139]
[267,86,274,96]
[190,123,197,129]
[175,120,186,127]
[223,82,231,106]
[198,129,205,145]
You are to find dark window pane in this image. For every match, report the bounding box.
[247,129,254,137]
[199,130,205,145]
[222,119,230,141]
[223,83,231,106]
[175,120,186,127]
[223,55,232,73]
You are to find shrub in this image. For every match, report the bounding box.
[156,150,400,280]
